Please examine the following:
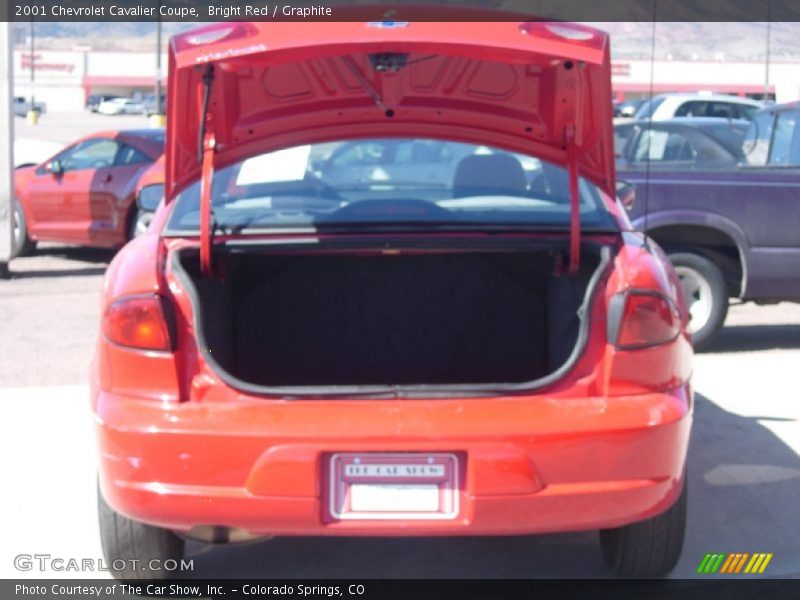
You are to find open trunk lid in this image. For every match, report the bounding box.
[165,12,615,274]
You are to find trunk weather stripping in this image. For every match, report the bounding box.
[170,241,614,400]
[198,64,216,278]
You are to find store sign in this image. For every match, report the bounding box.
[612,62,631,76]
[18,52,78,74]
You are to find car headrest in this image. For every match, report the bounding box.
[452,154,527,198]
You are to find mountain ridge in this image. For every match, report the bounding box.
[13,22,800,61]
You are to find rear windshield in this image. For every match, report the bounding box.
[699,122,749,156]
[166,139,617,233]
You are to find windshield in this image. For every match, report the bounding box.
[633,96,666,120]
[166,139,617,233]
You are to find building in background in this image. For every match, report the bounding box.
[13,49,167,111]
[11,49,800,112]
[610,59,797,102]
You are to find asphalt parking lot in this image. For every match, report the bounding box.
[1,243,798,579]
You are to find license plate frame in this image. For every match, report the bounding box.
[328,453,459,520]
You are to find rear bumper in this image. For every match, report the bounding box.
[95,385,692,536]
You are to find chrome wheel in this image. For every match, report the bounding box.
[674,265,713,335]
[12,202,23,254]
[132,210,153,238]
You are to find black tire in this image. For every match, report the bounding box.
[668,252,728,351]
[12,198,36,257]
[600,477,687,577]
[97,482,185,581]
[128,207,153,240]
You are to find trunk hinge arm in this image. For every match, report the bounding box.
[565,123,580,275]
[199,128,216,278]
[198,64,216,279]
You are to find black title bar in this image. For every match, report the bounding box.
[4,0,800,23]
[4,579,800,600]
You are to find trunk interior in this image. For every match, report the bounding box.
[175,244,606,389]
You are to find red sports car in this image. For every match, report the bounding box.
[93,16,693,579]
[12,129,164,256]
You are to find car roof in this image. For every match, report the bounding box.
[626,117,751,127]
[758,101,800,113]
[83,129,165,153]
[120,128,165,138]
[650,93,763,106]
[85,128,162,137]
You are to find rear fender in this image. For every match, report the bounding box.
[600,233,694,396]
[95,235,181,403]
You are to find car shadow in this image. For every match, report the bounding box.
[180,530,608,579]
[8,266,109,279]
[31,245,116,264]
[175,393,799,579]
[702,324,800,353]
[5,245,114,279]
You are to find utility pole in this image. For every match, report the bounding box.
[150,17,165,127]
[0,22,14,278]
[156,20,162,114]
[764,20,771,102]
[30,21,34,106]
[27,20,37,124]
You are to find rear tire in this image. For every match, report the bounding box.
[12,198,36,257]
[98,482,185,581]
[668,252,728,350]
[599,477,687,577]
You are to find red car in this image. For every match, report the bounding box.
[12,129,164,256]
[94,16,693,579]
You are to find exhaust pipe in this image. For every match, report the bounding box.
[183,525,271,544]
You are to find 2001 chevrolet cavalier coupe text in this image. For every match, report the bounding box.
[93,14,693,579]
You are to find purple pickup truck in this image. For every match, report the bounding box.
[616,104,800,348]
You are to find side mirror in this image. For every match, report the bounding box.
[47,159,64,175]
[136,183,164,213]
[616,180,637,211]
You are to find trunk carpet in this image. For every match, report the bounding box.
[234,254,549,386]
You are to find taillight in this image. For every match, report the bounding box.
[103,294,172,351]
[609,290,681,350]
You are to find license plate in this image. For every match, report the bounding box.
[328,453,459,520]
